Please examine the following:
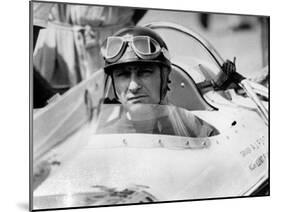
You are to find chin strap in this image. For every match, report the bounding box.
[110,74,119,101]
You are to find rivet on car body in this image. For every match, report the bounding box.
[122,139,127,146]
[158,139,163,147]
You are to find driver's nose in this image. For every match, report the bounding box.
[128,74,141,93]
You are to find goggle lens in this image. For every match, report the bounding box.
[132,36,151,54]
[106,37,124,59]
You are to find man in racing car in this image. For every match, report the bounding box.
[101,26,218,137]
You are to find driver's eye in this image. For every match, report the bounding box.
[139,69,153,77]
[114,70,130,78]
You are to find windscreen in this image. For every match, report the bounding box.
[95,104,218,137]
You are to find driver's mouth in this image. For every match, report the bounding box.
[127,95,148,102]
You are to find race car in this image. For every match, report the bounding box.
[31,22,269,210]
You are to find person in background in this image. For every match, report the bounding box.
[33,3,56,108]
[33,2,146,93]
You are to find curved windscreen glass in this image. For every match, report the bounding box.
[95,104,218,137]
[145,28,222,83]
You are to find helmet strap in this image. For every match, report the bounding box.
[159,71,163,104]
[110,74,119,101]
[159,66,171,104]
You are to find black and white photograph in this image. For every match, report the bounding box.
[30,0,269,211]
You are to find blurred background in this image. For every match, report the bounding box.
[32,2,269,108]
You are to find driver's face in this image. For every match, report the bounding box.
[112,63,161,105]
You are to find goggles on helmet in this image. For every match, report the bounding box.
[103,35,170,63]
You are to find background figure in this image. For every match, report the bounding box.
[33,3,56,108]
[33,3,146,93]
[199,13,211,29]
